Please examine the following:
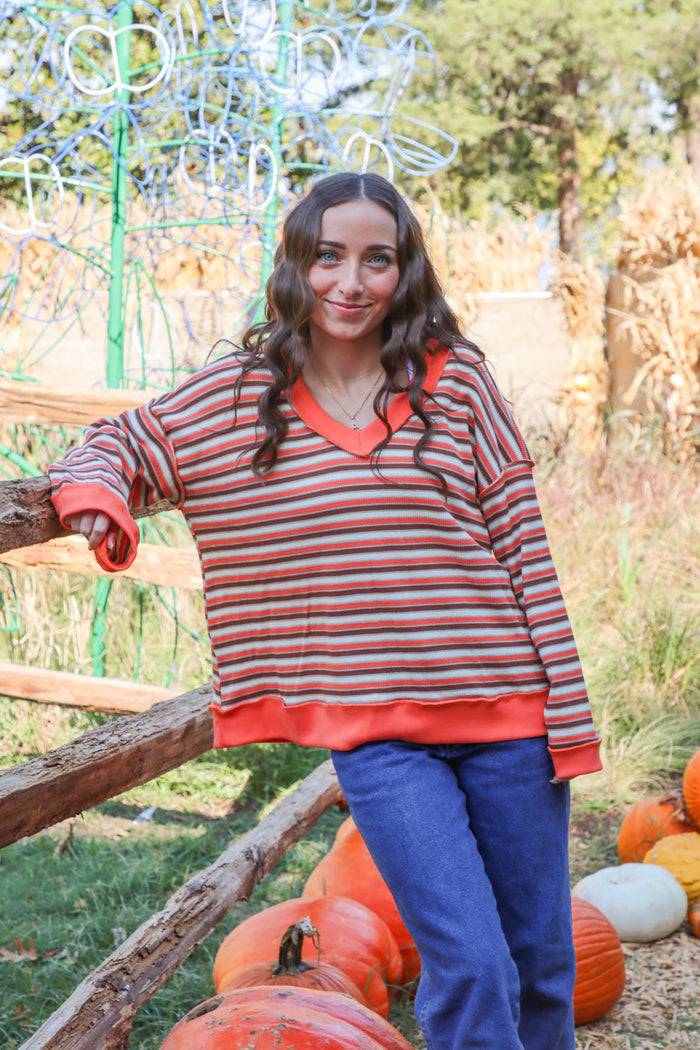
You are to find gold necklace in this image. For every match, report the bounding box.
[310,365,384,431]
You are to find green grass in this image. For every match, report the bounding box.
[2,439,700,1046]
[0,742,338,1049]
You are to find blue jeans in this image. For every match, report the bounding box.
[331,737,575,1050]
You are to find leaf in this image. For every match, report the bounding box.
[0,938,65,963]
[0,937,38,962]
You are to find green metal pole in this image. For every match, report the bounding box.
[106,1,132,389]
[94,3,133,676]
[255,0,293,321]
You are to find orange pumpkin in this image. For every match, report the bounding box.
[616,790,694,862]
[159,986,415,1050]
[688,899,700,937]
[219,917,366,1002]
[572,897,626,1025]
[213,896,402,1019]
[333,814,359,848]
[303,832,421,983]
[682,749,700,829]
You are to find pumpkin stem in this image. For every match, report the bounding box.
[663,786,695,824]
[273,918,320,976]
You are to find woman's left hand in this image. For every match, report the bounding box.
[64,510,119,552]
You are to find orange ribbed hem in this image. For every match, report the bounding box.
[210,693,603,780]
[50,481,139,571]
[210,690,548,750]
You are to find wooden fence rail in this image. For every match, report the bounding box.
[0,474,170,553]
[0,661,179,715]
[0,685,213,849]
[0,376,151,427]
[0,534,202,589]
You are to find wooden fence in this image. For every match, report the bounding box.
[0,378,343,1049]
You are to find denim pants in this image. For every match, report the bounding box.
[331,737,575,1050]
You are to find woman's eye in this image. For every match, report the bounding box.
[316,249,338,263]
[369,253,393,266]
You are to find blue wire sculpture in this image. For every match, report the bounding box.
[0,0,456,390]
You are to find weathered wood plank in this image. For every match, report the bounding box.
[0,475,67,551]
[0,661,179,714]
[0,377,152,427]
[0,684,214,848]
[18,759,343,1050]
[0,475,172,553]
[0,535,203,590]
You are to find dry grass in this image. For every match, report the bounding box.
[415,196,554,327]
[551,256,609,450]
[536,445,700,803]
[538,446,700,1045]
[611,173,700,458]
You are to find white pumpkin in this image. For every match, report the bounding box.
[572,863,687,943]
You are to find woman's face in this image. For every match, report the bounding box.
[306,198,400,358]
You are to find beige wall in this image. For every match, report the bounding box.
[469,293,571,431]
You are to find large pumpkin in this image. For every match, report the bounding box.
[572,863,687,942]
[571,897,626,1026]
[219,917,366,1003]
[213,896,402,1018]
[333,814,358,849]
[616,791,694,862]
[683,749,700,828]
[303,827,420,982]
[159,986,415,1050]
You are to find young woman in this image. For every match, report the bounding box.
[50,172,602,1050]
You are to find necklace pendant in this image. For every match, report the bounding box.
[351,419,361,431]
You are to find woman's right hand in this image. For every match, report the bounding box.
[64,510,119,553]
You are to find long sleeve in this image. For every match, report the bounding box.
[467,359,601,779]
[49,400,185,572]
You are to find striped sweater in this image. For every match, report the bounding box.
[49,342,601,780]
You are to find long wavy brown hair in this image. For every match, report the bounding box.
[236,171,476,486]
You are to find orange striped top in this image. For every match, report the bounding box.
[49,342,601,780]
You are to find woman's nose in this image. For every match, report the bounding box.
[338,260,364,296]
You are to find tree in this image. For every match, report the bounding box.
[403,0,650,257]
[639,0,700,181]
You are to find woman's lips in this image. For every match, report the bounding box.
[327,301,368,315]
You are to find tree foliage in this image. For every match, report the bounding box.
[401,0,654,255]
[637,0,700,175]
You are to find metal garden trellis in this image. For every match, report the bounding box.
[0,0,457,675]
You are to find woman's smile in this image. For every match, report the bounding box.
[327,300,369,314]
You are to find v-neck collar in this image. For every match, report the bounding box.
[289,342,450,457]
